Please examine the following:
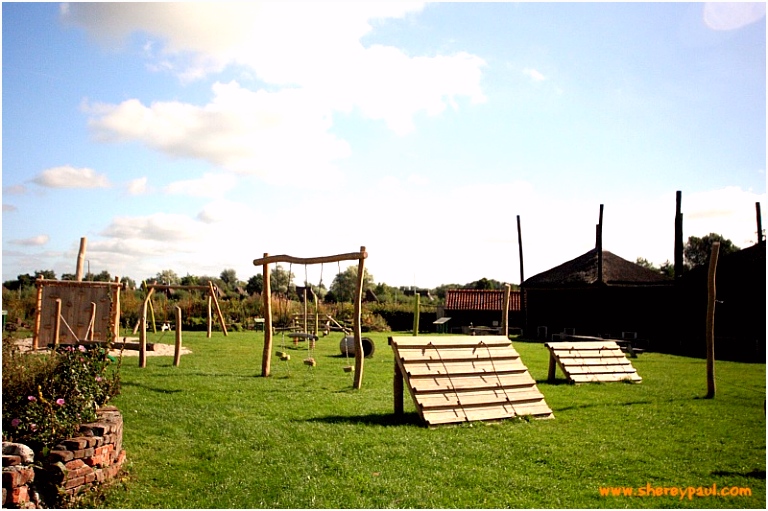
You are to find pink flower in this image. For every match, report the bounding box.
[30,424,38,432]
[27,395,37,402]
[78,345,86,352]
[95,376,103,382]
[56,398,65,406]
[11,418,21,427]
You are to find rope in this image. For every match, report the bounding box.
[427,341,468,421]
[477,339,518,417]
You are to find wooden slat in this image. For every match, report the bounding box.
[390,335,513,349]
[402,358,528,377]
[397,345,517,362]
[556,357,631,366]
[408,372,536,392]
[418,388,546,409]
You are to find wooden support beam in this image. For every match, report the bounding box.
[394,356,404,416]
[53,299,63,348]
[253,250,367,266]
[705,242,720,398]
[139,298,148,368]
[353,246,366,389]
[262,254,273,378]
[208,281,228,336]
[33,278,44,350]
[174,306,182,367]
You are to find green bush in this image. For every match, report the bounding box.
[2,338,122,454]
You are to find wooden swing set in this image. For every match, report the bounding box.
[133,281,228,368]
[253,246,368,389]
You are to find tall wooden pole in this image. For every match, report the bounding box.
[353,246,366,389]
[53,299,62,348]
[262,254,273,377]
[705,242,720,399]
[502,284,510,336]
[674,191,684,280]
[207,295,213,338]
[756,202,764,245]
[174,306,183,367]
[139,298,148,368]
[112,276,121,341]
[516,215,526,335]
[75,237,87,282]
[33,278,44,350]
[412,293,420,336]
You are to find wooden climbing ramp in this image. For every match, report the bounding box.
[544,340,642,384]
[389,336,553,426]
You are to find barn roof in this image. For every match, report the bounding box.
[523,248,672,289]
[445,289,521,311]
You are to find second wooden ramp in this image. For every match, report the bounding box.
[545,340,642,383]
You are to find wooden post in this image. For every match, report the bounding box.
[262,255,273,377]
[174,306,182,367]
[33,278,44,350]
[303,287,308,333]
[705,242,720,398]
[757,202,764,245]
[112,276,121,341]
[53,298,63,348]
[394,357,404,415]
[312,289,319,338]
[353,246,366,389]
[516,215,526,335]
[412,293,420,336]
[674,191,684,280]
[208,282,228,336]
[75,237,87,282]
[502,284,510,337]
[207,295,213,338]
[547,351,557,382]
[139,298,148,368]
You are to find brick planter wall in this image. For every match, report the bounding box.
[2,406,126,508]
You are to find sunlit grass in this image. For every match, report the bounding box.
[98,330,765,508]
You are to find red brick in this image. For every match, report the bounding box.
[47,450,74,463]
[17,467,35,486]
[11,486,29,505]
[3,469,22,488]
[84,472,97,484]
[2,455,21,467]
[62,438,88,450]
[64,475,85,489]
[64,459,85,470]
[72,447,95,459]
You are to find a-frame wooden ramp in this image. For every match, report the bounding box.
[544,340,642,383]
[389,336,553,426]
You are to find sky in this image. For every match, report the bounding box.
[2,1,766,289]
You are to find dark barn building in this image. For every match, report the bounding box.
[522,248,675,347]
[673,242,766,362]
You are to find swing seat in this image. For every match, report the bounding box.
[343,365,353,373]
[288,333,318,341]
[303,357,316,367]
[280,354,291,361]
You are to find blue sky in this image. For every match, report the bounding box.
[2,2,766,288]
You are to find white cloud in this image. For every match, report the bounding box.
[126,177,149,196]
[165,173,237,198]
[3,204,18,212]
[3,184,28,195]
[85,82,351,187]
[32,165,110,189]
[703,2,766,31]
[523,68,546,82]
[72,2,486,161]
[101,213,202,243]
[10,235,50,246]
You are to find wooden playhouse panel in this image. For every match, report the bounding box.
[39,283,115,345]
[390,335,553,426]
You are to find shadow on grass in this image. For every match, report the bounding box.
[553,400,654,412]
[304,412,422,427]
[711,468,766,480]
[121,381,183,394]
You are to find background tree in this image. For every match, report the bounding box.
[635,258,675,278]
[463,277,505,290]
[246,274,263,295]
[684,233,739,269]
[329,266,373,302]
[219,269,239,289]
[154,269,180,286]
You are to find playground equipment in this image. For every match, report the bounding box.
[134,281,227,368]
[33,277,122,350]
[253,247,368,389]
[389,335,553,426]
[544,339,642,383]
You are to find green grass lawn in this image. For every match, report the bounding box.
[97,330,765,508]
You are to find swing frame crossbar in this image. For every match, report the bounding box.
[254,247,368,389]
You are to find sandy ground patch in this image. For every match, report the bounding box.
[12,337,192,357]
